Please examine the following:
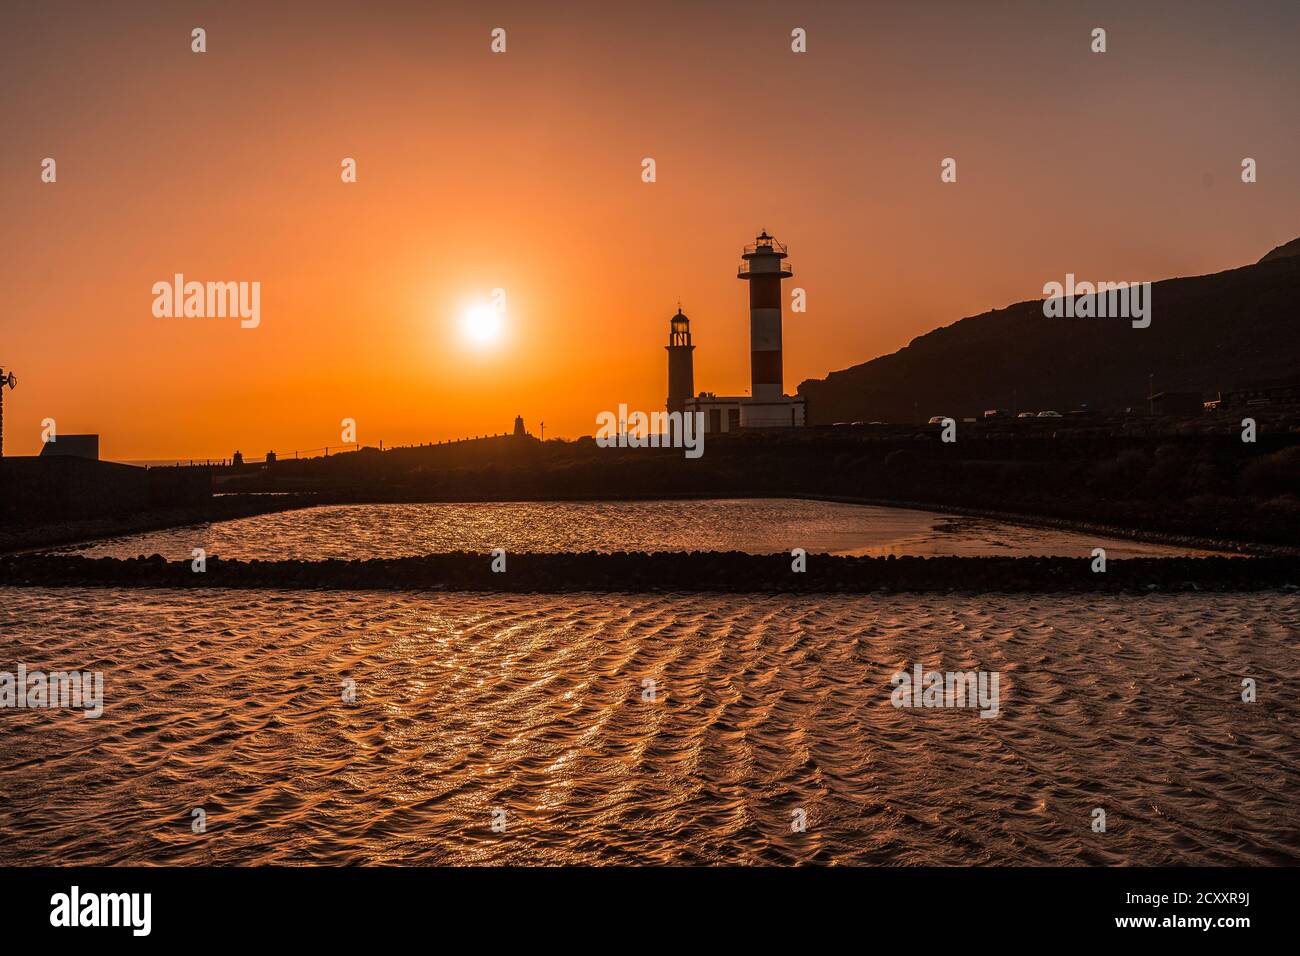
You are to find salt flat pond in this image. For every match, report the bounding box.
[61,498,1220,560]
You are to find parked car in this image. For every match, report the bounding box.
[1036,410,1063,418]
[926,416,949,425]
[1016,412,1036,419]
[983,409,1012,419]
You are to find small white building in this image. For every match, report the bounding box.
[685,392,806,433]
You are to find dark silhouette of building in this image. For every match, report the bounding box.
[665,308,695,415]
[265,450,277,465]
[513,415,527,437]
[39,434,99,460]
[232,450,244,466]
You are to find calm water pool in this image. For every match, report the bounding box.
[61,498,1220,560]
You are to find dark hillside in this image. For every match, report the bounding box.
[797,244,1300,424]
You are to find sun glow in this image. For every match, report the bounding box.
[461,303,505,348]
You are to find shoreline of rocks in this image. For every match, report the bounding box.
[1,552,1295,593]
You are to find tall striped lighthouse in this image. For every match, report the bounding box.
[737,230,793,418]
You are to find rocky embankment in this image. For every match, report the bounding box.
[0,552,1295,593]
[0,495,317,555]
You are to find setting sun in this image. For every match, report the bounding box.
[461,303,504,349]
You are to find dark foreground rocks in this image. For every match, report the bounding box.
[0,552,1296,593]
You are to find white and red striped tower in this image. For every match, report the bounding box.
[737,231,792,414]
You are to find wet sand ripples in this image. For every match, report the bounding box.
[0,589,1295,865]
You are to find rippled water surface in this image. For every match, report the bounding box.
[64,499,1217,560]
[1,589,1295,865]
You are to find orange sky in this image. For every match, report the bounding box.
[2,0,1297,459]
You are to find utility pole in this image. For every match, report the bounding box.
[540,421,545,441]
[0,366,15,459]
